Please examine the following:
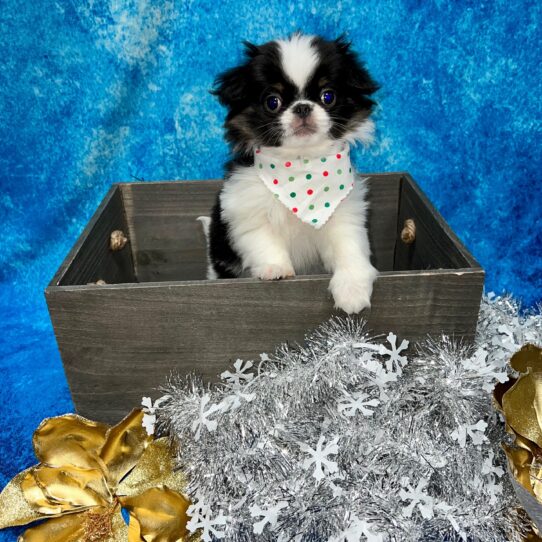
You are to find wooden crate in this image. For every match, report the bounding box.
[45,174,484,422]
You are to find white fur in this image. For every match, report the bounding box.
[280,100,332,149]
[277,34,319,92]
[218,147,377,313]
[197,216,217,280]
[211,35,378,313]
[344,118,376,147]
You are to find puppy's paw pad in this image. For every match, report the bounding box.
[332,287,371,314]
[329,271,376,314]
[253,263,295,281]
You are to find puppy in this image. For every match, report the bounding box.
[207,33,379,314]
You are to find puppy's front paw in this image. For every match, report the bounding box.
[329,267,377,314]
[252,262,295,281]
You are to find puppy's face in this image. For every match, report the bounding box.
[213,34,379,153]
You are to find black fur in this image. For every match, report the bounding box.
[208,35,379,279]
[211,35,379,153]
[309,36,379,139]
[209,194,242,278]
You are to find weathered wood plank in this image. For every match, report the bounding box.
[52,187,136,286]
[47,173,484,423]
[394,175,482,271]
[46,268,484,423]
[364,174,401,271]
[121,181,220,282]
[120,174,401,282]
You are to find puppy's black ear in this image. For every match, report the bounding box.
[242,40,260,58]
[211,42,258,109]
[211,64,250,108]
[335,36,379,98]
[348,63,379,97]
[334,34,352,52]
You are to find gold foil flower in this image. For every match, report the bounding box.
[494,344,542,536]
[0,409,192,542]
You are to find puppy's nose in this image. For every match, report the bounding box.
[293,103,313,119]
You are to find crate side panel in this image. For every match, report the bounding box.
[365,175,401,271]
[121,175,401,283]
[59,189,136,286]
[121,181,221,282]
[369,269,483,338]
[47,269,483,423]
[394,177,472,271]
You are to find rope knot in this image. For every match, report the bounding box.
[110,230,128,251]
[400,218,416,245]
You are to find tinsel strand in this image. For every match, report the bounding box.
[158,295,541,541]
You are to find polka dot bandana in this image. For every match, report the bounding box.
[254,143,357,229]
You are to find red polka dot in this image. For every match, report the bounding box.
[292,207,298,213]
[285,161,292,167]
[307,189,314,195]
[255,149,261,154]
[323,171,329,177]
[273,179,279,185]
[336,153,342,159]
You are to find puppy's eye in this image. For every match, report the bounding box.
[264,94,282,113]
[320,89,336,107]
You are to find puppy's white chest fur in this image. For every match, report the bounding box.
[208,33,379,313]
[220,164,368,277]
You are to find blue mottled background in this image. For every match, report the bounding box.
[0,1,540,537]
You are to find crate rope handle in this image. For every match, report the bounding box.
[401,219,416,245]
[110,230,128,251]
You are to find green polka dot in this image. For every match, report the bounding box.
[324,186,330,192]
[349,167,352,173]
[320,157,327,162]
[339,184,345,190]
[274,193,279,198]
[306,173,312,180]
[325,202,330,208]
[290,192,296,198]
[288,176,295,182]
[270,163,275,169]
[259,164,263,169]
[309,204,314,210]
[337,169,342,175]
[312,218,318,224]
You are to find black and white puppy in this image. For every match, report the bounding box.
[206,33,379,314]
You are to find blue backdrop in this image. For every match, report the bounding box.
[0,1,540,538]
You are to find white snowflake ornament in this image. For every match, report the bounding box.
[461,348,508,391]
[484,474,503,505]
[301,435,339,481]
[338,392,380,417]
[379,332,409,375]
[141,395,169,436]
[399,478,435,519]
[187,495,228,541]
[191,394,221,441]
[450,420,488,448]
[249,501,288,534]
[360,355,398,400]
[481,451,505,478]
[221,358,254,388]
[491,323,521,354]
[329,514,383,542]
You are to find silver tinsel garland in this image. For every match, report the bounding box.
[157,295,542,541]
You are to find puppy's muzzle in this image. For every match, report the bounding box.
[293,103,313,119]
[290,102,317,135]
